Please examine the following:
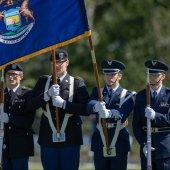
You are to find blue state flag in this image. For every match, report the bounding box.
[0,0,91,69]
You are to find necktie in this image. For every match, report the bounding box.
[152,91,157,102]
[8,89,14,97]
[57,78,61,85]
[108,89,113,100]
[8,89,14,104]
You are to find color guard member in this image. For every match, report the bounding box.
[132,59,170,170]
[0,63,35,170]
[87,59,135,170]
[27,49,89,170]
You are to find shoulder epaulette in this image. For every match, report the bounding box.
[40,75,51,78]
[127,90,136,94]
[166,87,170,91]
[21,86,31,90]
[74,76,83,80]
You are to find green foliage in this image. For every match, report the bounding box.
[17,1,170,161]
[21,1,170,92]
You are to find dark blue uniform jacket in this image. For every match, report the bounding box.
[87,85,135,155]
[132,85,170,159]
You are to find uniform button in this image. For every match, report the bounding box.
[8,126,11,130]
[26,133,29,135]
[19,106,21,108]
[9,106,11,109]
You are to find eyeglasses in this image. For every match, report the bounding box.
[6,72,22,77]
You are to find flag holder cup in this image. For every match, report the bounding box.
[103,146,116,157]
[52,132,65,142]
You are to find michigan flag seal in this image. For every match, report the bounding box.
[0,0,35,44]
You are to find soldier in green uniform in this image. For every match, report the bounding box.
[0,63,35,170]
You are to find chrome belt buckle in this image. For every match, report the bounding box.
[52,132,65,142]
[103,146,116,157]
[152,128,158,133]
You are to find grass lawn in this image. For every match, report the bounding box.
[29,162,140,170]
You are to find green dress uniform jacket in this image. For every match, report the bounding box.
[3,86,35,159]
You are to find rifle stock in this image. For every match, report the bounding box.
[146,82,152,170]
[0,70,5,170]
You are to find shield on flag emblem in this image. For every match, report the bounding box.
[4,8,21,32]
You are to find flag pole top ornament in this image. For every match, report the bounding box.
[0,0,35,44]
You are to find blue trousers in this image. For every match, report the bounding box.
[141,156,170,170]
[41,145,80,170]
[2,157,28,170]
[94,152,128,170]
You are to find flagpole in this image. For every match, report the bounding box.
[0,69,5,170]
[52,49,61,139]
[88,36,110,154]
[146,69,152,170]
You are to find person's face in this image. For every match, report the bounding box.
[149,73,165,89]
[55,59,69,77]
[5,70,23,89]
[104,72,122,87]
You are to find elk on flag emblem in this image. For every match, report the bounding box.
[0,0,91,69]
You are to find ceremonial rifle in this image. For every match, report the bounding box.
[0,70,5,170]
[146,69,152,170]
[88,37,110,155]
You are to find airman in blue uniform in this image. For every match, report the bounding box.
[27,49,89,170]
[87,60,135,170]
[132,59,170,170]
[0,63,35,170]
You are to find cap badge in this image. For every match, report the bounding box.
[11,64,17,69]
[59,53,64,59]
[107,60,112,65]
[152,61,157,66]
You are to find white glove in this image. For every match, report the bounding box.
[111,109,122,119]
[98,108,112,118]
[143,144,155,157]
[52,95,65,108]
[0,112,9,123]
[145,106,156,120]
[93,101,106,112]
[44,84,60,101]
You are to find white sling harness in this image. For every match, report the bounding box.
[43,75,74,142]
[97,88,136,156]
